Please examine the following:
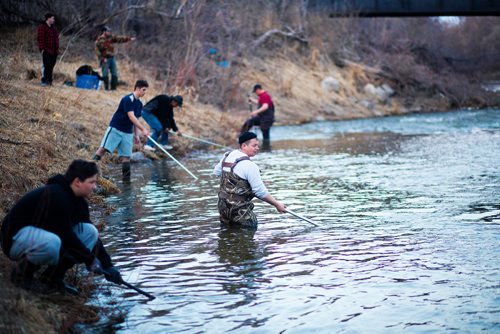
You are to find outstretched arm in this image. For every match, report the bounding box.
[260,194,286,213]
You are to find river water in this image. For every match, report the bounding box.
[86,109,499,333]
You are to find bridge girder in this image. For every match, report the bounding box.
[325,0,500,17]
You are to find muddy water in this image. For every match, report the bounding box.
[85,109,499,333]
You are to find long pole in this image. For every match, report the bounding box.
[258,198,318,227]
[169,131,230,149]
[147,135,198,180]
[121,280,156,300]
[284,208,319,227]
[102,269,156,300]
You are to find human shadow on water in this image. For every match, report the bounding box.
[214,225,268,305]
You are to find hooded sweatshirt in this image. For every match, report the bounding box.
[0,175,111,267]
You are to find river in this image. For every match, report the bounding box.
[83,109,499,333]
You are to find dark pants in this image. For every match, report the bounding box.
[42,52,57,84]
[241,117,272,141]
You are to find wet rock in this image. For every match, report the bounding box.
[131,151,150,163]
[360,99,375,110]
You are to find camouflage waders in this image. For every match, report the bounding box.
[217,155,257,228]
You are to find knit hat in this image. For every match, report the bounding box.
[239,131,257,145]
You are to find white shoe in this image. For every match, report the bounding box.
[162,144,173,150]
[144,144,156,151]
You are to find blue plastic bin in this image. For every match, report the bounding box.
[76,74,100,90]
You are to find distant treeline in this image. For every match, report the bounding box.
[1,1,499,107]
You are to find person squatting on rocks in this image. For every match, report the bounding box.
[214,131,286,228]
[142,94,184,152]
[36,13,59,86]
[95,25,136,90]
[0,160,122,295]
[93,80,149,179]
[241,84,275,144]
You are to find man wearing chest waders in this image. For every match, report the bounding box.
[214,132,286,228]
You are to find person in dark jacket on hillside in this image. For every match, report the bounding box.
[0,160,122,294]
[142,94,184,151]
[36,13,59,86]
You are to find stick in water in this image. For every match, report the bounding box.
[258,198,318,227]
[284,208,319,227]
[147,136,198,180]
[120,280,156,300]
[169,131,230,149]
[102,269,156,300]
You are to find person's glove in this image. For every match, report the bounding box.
[104,266,123,284]
[87,258,104,275]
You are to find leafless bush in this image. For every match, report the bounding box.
[1,1,497,111]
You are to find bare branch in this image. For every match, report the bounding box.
[252,27,308,48]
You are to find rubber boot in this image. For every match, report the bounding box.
[110,75,118,90]
[261,139,271,152]
[240,119,251,134]
[11,258,39,289]
[40,255,79,295]
[122,161,131,181]
[103,77,109,90]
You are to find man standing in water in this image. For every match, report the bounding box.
[214,131,285,228]
[241,84,275,145]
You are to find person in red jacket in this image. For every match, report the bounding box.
[241,84,275,144]
[36,13,59,86]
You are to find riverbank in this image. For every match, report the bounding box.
[0,28,496,332]
[0,52,241,332]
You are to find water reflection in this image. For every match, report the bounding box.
[88,109,500,333]
[214,226,267,300]
[270,132,410,155]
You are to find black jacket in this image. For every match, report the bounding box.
[0,175,112,267]
[143,95,178,132]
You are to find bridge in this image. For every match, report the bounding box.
[314,0,500,17]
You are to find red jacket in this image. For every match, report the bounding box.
[37,22,59,55]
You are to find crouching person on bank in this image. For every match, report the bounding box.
[0,160,122,295]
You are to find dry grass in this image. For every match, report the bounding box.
[240,56,406,124]
[0,49,242,218]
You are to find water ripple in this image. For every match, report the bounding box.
[90,110,500,333]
